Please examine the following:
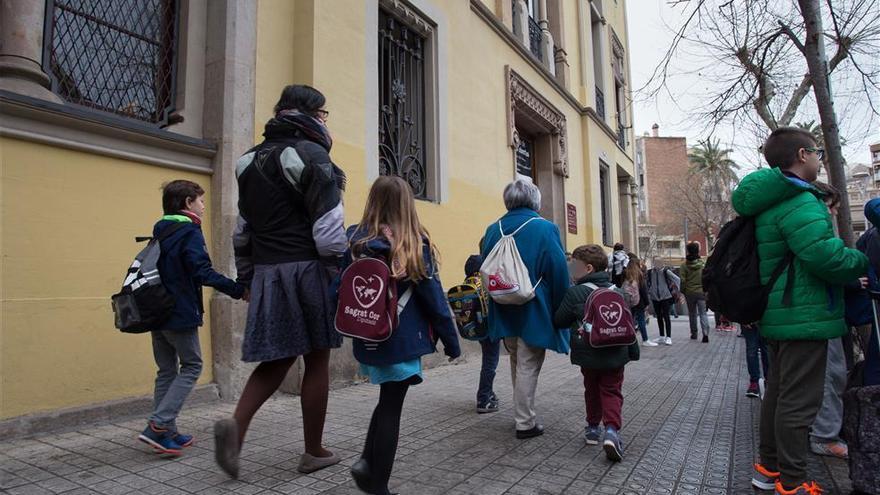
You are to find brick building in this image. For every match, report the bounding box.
[636,124,708,266]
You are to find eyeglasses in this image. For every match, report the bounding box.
[315,109,330,122]
[805,147,825,160]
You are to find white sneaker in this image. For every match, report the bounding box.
[653,337,665,344]
[664,337,673,345]
[759,378,766,399]
[643,340,659,347]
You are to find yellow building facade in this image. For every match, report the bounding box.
[0,0,635,432]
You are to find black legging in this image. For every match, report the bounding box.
[652,298,674,337]
[362,378,413,495]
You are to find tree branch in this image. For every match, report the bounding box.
[778,20,806,53]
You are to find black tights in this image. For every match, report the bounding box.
[362,379,412,495]
[653,298,674,337]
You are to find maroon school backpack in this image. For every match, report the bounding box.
[335,256,412,342]
[581,283,637,348]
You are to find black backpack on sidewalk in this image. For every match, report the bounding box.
[111,223,186,333]
[702,216,794,324]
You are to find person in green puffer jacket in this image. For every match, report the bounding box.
[733,127,868,495]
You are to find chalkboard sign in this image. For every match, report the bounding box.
[516,138,533,179]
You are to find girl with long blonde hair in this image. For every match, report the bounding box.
[344,176,460,495]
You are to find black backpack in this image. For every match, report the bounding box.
[702,216,794,324]
[111,223,187,333]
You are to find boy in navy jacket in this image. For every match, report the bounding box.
[138,180,246,456]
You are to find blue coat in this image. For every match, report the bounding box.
[481,208,571,353]
[153,218,245,331]
[338,226,461,366]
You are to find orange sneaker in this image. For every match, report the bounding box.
[774,480,823,494]
[752,463,780,491]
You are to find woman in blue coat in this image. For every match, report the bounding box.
[481,179,570,439]
[342,176,461,495]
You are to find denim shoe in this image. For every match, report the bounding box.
[602,426,623,462]
[138,422,183,456]
[172,432,194,448]
[584,425,601,445]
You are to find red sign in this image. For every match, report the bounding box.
[566,203,577,234]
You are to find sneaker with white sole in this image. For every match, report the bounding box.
[642,340,659,347]
[138,422,183,456]
[663,337,673,345]
[584,425,601,445]
[752,463,780,491]
[602,427,623,462]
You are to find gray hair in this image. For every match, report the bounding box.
[503,179,542,211]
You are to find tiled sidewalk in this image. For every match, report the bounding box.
[1,320,851,494]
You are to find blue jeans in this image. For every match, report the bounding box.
[477,338,500,404]
[742,325,768,383]
[149,329,203,429]
[632,307,649,341]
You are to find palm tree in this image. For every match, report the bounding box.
[688,138,740,187]
[685,138,741,249]
[794,120,846,170]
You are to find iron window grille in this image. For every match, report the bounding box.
[596,86,605,120]
[527,16,543,61]
[43,0,180,125]
[378,8,429,199]
[600,165,611,246]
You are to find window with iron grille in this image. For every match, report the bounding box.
[44,0,180,125]
[378,8,430,200]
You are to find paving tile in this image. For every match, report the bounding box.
[0,321,852,494]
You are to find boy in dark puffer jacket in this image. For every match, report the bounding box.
[554,245,639,463]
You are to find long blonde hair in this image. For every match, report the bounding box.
[352,176,439,281]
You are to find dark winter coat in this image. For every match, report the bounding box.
[554,271,640,370]
[153,217,245,331]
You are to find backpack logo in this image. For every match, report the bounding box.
[486,271,518,295]
[448,275,490,341]
[599,302,623,327]
[353,275,384,309]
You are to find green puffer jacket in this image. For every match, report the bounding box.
[731,167,868,340]
[679,259,705,296]
[553,271,640,369]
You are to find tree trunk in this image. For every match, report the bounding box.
[797,0,855,246]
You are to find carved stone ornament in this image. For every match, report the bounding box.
[378,0,434,35]
[506,67,569,178]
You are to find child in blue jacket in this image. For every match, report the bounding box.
[137,180,246,456]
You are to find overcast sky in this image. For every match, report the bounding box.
[625,0,880,171]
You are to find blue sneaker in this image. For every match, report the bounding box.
[138,422,183,456]
[584,425,601,445]
[172,432,194,448]
[603,426,623,462]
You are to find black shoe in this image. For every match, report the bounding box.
[702,335,709,343]
[516,424,545,439]
[350,458,372,492]
[690,334,697,340]
[214,419,240,479]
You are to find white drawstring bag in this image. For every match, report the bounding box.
[480,218,542,305]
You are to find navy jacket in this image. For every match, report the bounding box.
[153,218,245,331]
[338,226,461,366]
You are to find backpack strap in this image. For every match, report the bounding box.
[498,217,538,237]
[768,251,796,307]
[397,286,414,316]
[136,222,188,243]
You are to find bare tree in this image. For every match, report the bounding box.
[642,0,880,244]
[671,170,736,251]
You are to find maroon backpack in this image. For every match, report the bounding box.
[581,283,637,348]
[335,257,412,342]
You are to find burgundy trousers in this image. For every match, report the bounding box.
[581,367,625,430]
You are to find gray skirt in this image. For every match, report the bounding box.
[241,260,342,362]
